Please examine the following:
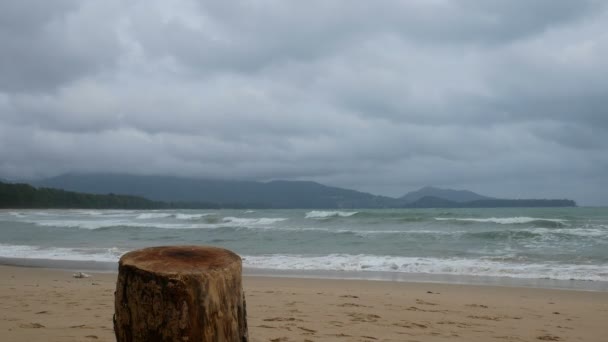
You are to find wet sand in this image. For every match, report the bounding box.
[1,265,607,341]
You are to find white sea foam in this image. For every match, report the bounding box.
[20,218,177,230]
[28,219,130,230]
[26,219,286,230]
[243,254,608,281]
[435,217,567,224]
[0,244,125,262]
[135,213,173,220]
[135,212,215,220]
[221,217,287,226]
[1,243,605,282]
[305,211,358,219]
[175,213,213,220]
[530,227,608,238]
[16,210,136,217]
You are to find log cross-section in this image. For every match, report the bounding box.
[114,246,248,342]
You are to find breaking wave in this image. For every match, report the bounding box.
[0,243,125,262]
[435,217,567,226]
[22,216,287,230]
[136,213,214,220]
[2,244,606,282]
[305,211,359,219]
[135,213,173,220]
[243,254,608,281]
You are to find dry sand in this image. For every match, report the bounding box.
[1,265,607,342]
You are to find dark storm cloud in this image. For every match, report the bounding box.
[1,0,607,205]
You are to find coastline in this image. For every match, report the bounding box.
[2,256,607,292]
[1,264,607,342]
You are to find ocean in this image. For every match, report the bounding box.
[1,207,607,289]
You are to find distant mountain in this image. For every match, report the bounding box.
[405,196,576,208]
[32,173,395,209]
[28,173,576,209]
[400,186,493,203]
[466,198,576,208]
[405,196,461,208]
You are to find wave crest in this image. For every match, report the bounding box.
[222,217,288,226]
[0,243,125,262]
[305,211,358,219]
[243,254,608,281]
[435,217,567,226]
[135,213,173,220]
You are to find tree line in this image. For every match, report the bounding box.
[0,181,229,209]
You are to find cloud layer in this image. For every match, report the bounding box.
[1,0,607,205]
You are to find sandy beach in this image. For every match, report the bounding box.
[1,265,607,342]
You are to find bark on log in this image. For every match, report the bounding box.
[114,246,248,342]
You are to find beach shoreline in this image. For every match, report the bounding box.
[1,264,607,342]
[2,256,607,292]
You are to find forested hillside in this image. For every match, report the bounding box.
[0,181,165,209]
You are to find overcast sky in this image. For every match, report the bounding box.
[1,1,607,205]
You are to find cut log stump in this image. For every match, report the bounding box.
[114,245,248,342]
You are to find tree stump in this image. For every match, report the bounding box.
[114,246,248,342]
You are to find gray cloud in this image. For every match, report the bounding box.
[0,0,122,92]
[1,0,607,205]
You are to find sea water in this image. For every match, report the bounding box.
[1,208,607,288]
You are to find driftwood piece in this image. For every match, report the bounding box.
[114,246,248,342]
